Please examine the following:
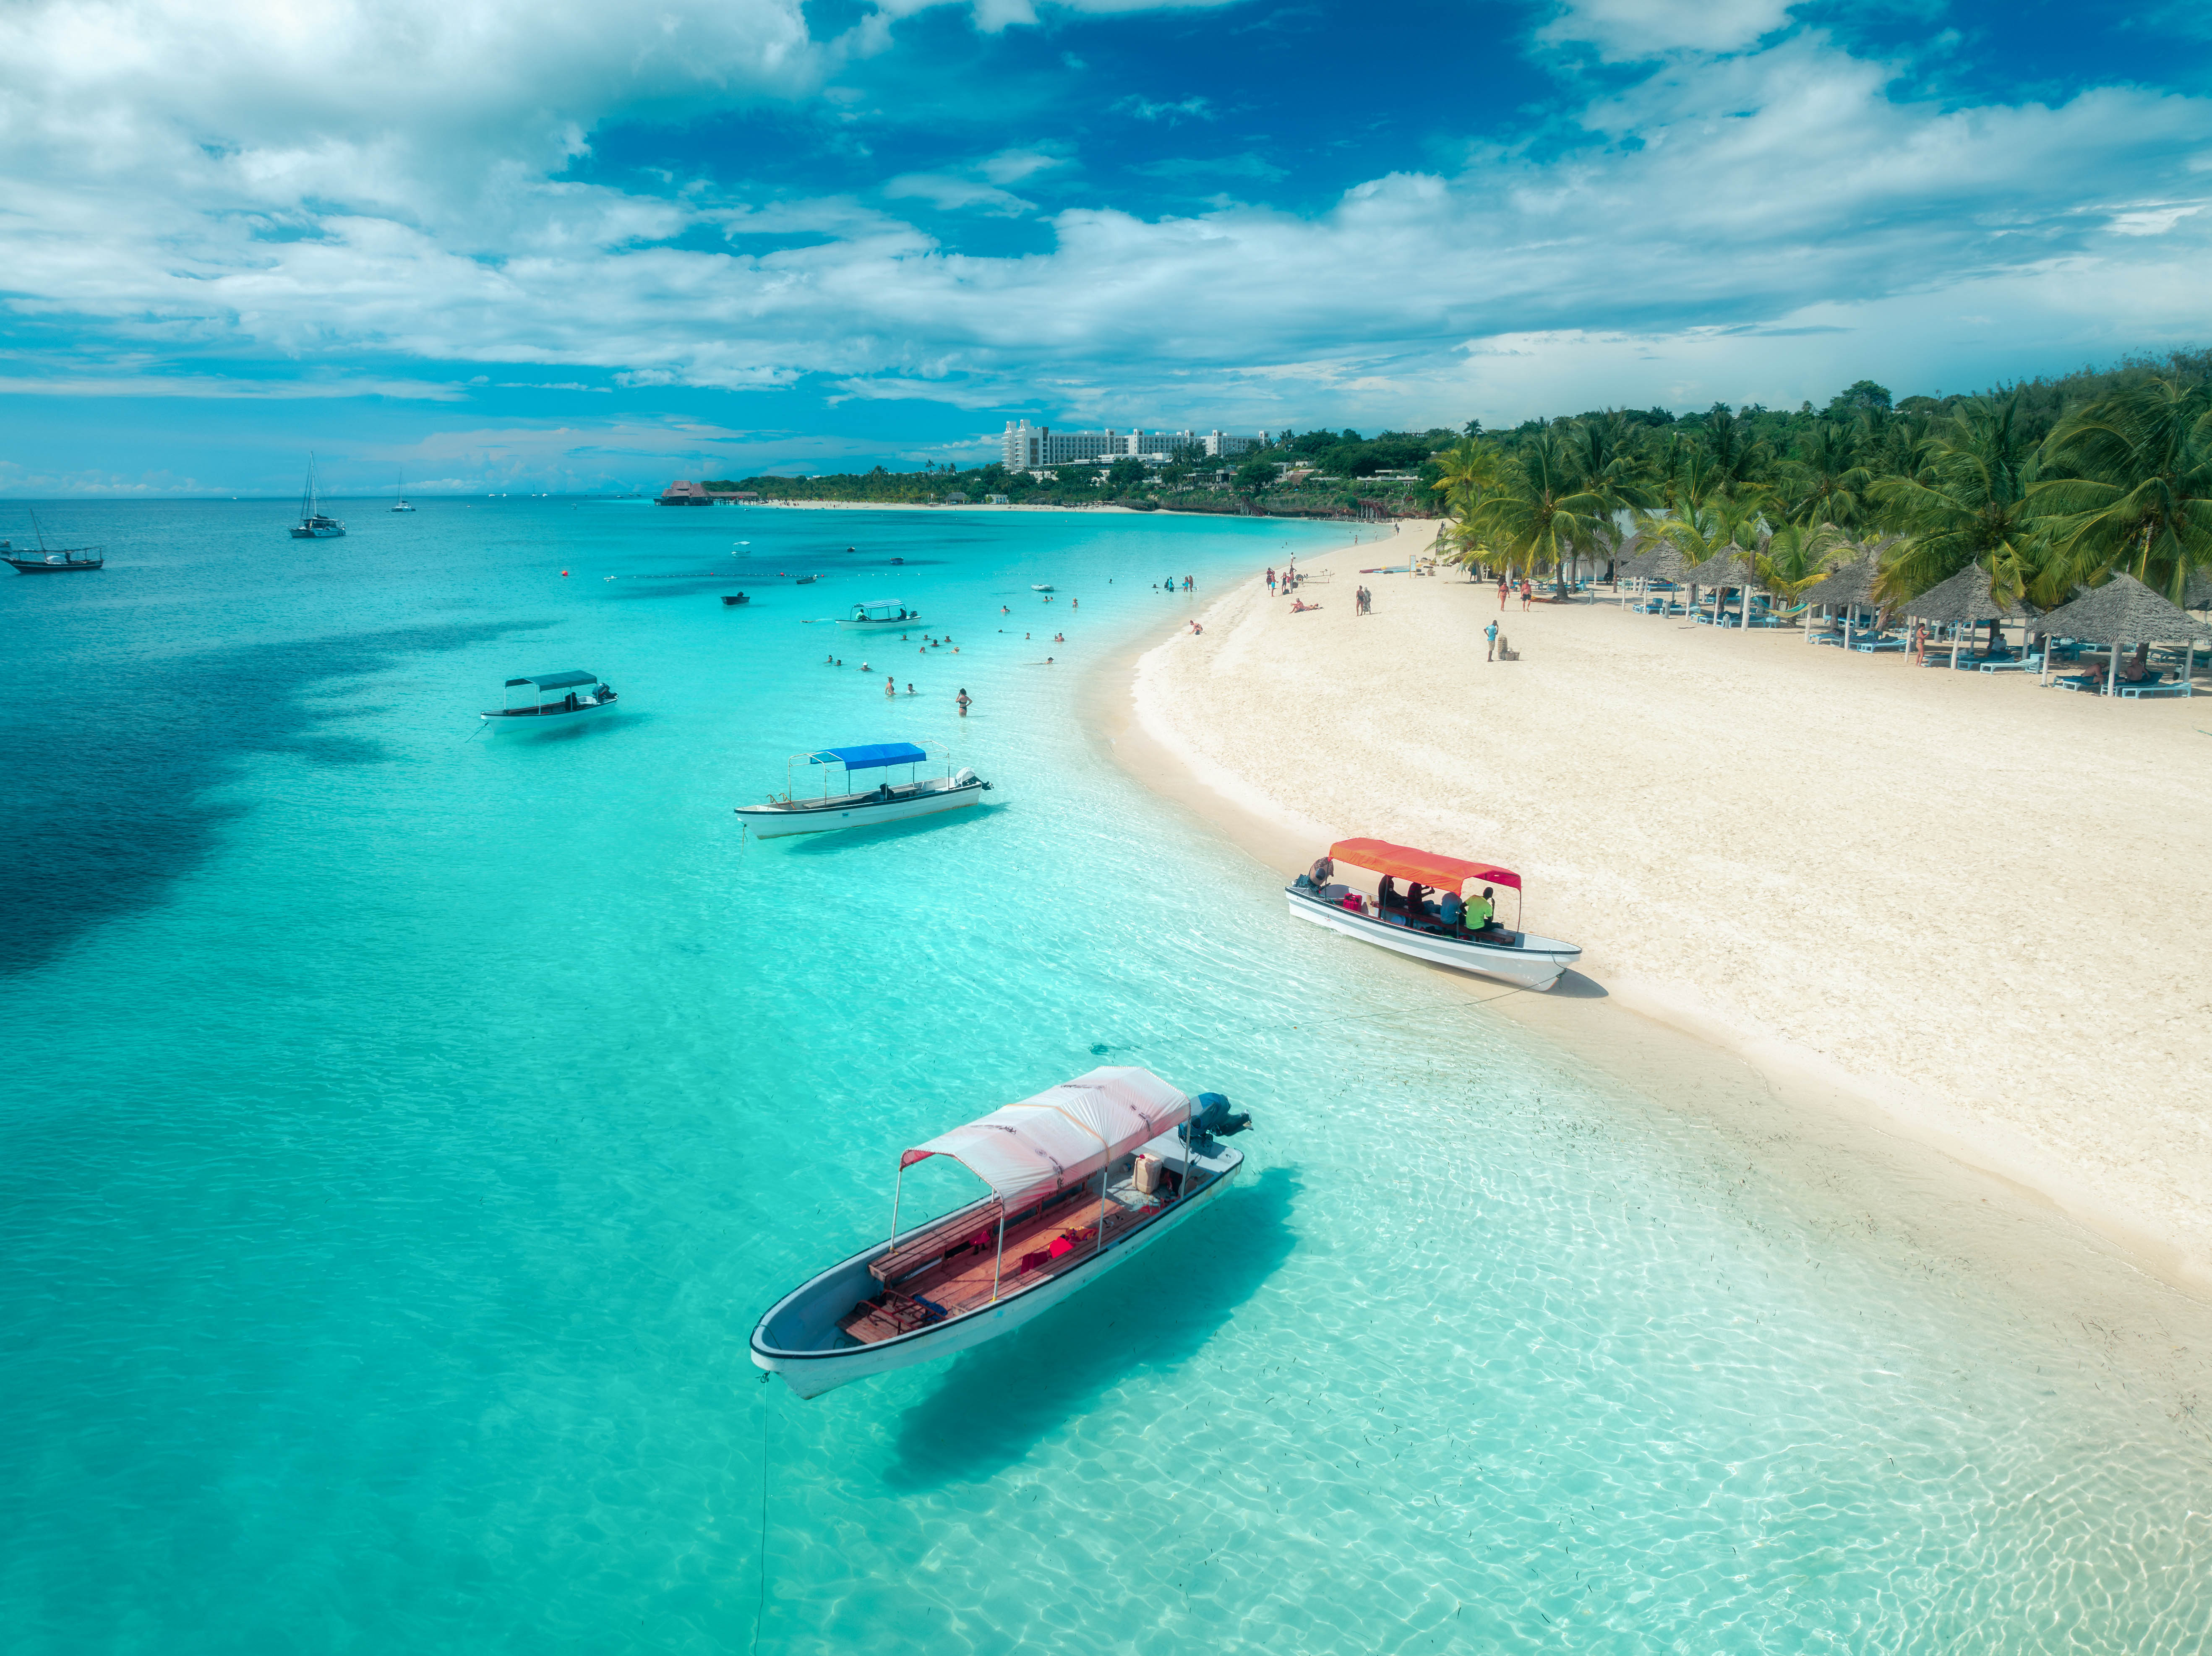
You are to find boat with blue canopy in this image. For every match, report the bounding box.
[733,740,991,837]
[480,669,619,732]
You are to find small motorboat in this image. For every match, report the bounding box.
[1031,583,1054,592]
[794,574,818,585]
[721,593,751,606]
[1286,838,1581,991]
[836,599,918,630]
[751,1068,1249,1398]
[890,557,905,565]
[733,742,989,838]
[480,669,619,732]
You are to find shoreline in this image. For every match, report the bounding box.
[1085,523,2212,1407]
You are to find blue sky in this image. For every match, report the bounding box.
[1,0,2207,495]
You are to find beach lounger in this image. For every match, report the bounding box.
[2117,679,2186,699]
[1852,638,1906,652]
[1976,655,2042,673]
[2049,675,2103,693]
[1812,633,1849,647]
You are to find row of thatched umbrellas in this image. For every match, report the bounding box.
[1608,535,2212,698]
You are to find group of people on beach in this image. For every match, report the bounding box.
[1268,565,1304,596]
[1354,585,1373,615]
[1498,577,1532,611]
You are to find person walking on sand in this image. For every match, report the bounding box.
[1485,620,1498,661]
[956,688,971,716]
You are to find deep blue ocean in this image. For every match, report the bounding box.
[5,497,2208,1653]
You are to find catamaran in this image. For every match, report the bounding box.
[836,599,920,630]
[1286,837,1582,991]
[751,1067,1249,1399]
[390,473,415,513]
[480,669,619,732]
[290,456,347,539]
[733,741,989,837]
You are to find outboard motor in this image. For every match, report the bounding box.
[1184,1091,1252,1143]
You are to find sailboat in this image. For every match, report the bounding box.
[290,456,347,539]
[390,473,415,513]
[3,508,104,573]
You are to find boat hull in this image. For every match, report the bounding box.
[751,1140,1243,1399]
[834,616,920,630]
[735,778,986,838]
[480,699,617,732]
[6,558,102,573]
[1285,888,1580,990]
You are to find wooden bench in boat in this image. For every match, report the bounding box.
[839,1187,1174,1345]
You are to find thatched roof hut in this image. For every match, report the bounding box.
[2183,567,2212,610]
[1798,554,1878,608]
[1688,547,1764,591]
[1900,564,2035,626]
[2033,573,2212,646]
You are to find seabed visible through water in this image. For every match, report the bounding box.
[4,498,2209,1653]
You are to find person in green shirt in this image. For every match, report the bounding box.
[1465,886,1496,935]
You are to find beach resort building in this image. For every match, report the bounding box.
[1000,420,1267,469]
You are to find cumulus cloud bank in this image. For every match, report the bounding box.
[0,0,2207,440]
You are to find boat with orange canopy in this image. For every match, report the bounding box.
[1285,838,1582,991]
[750,1067,1249,1398]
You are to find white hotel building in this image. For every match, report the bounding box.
[1000,420,1267,469]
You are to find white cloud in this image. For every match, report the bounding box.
[0,373,470,400]
[1539,0,1795,60]
[0,1,2207,443]
[883,173,1035,214]
[1116,94,1217,123]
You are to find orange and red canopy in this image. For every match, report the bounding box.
[1328,838,1521,892]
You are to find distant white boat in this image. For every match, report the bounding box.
[1286,837,1581,991]
[1031,583,1054,592]
[835,599,918,630]
[751,1068,1249,1399]
[391,472,415,513]
[733,742,988,838]
[480,669,619,732]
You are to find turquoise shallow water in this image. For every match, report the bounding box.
[4,499,2209,1653]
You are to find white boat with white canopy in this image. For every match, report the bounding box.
[733,741,990,838]
[751,1067,1249,1398]
[1286,837,1582,991]
[479,669,619,732]
[836,599,920,630]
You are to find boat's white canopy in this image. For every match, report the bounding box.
[899,1067,1191,1206]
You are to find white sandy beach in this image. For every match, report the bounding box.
[1117,521,2212,1295]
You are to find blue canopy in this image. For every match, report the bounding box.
[811,742,927,771]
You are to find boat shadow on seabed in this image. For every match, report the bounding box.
[878,1165,1298,1492]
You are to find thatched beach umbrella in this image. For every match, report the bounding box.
[2033,573,2212,696]
[1685,547,1768,629]
[1796,537,1902,648]
[1902,564,2037,668]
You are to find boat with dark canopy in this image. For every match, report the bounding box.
[479,669,619,732]
[751,1066,1249,1398]
[733,741,989,837]
[1286,837,1582,990]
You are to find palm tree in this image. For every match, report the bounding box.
[1757,521,1850,604]
[1470,428,1611,595]
[1429,439,1507,578]
[1559,413,1656,581]
[1872,395,2044,625]
[2031,377,2212,604]
[1781,420,1873,529]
